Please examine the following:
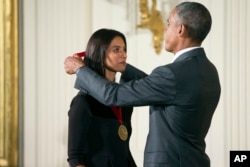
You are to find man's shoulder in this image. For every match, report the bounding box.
[149,64,176,79]
[153,64,174,73]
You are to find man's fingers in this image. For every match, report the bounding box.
[64,56,84,75]
[72,54,79,58]
[64,56,72,65]
[64,57,76,74]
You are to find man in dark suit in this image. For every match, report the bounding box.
[64,2,221,167]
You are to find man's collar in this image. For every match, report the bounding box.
[171,47,201,63]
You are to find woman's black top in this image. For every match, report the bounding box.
[67,91,137,167]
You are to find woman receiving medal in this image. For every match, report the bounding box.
[67,28,146,167]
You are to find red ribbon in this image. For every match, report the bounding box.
[75,51,86,57]
[111,107,123,124]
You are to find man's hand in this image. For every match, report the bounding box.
[64,55,84,74]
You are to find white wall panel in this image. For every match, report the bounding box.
[223,0,250,166]
[23,0,91,166]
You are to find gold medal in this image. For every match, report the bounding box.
[118,124,128,141]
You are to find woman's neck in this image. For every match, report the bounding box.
[105,69,116,82]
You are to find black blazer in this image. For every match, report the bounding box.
[67,91,137,167]
[74,48,221,167]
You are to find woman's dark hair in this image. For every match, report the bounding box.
[83,28,127,77]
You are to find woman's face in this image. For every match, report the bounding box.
[104,36,127,73]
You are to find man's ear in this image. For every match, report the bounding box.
[178,24,188,37]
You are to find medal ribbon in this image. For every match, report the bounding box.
[111,107,123,124]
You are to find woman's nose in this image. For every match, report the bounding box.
[120,50,127,57]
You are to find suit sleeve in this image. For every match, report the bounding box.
[67,93,92,166]
[74,65,176,107]
[120,63,148,83]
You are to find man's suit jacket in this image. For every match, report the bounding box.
[75,48,221,167]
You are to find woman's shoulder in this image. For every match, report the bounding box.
[68,91,93,117]
[70,91,90,106]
